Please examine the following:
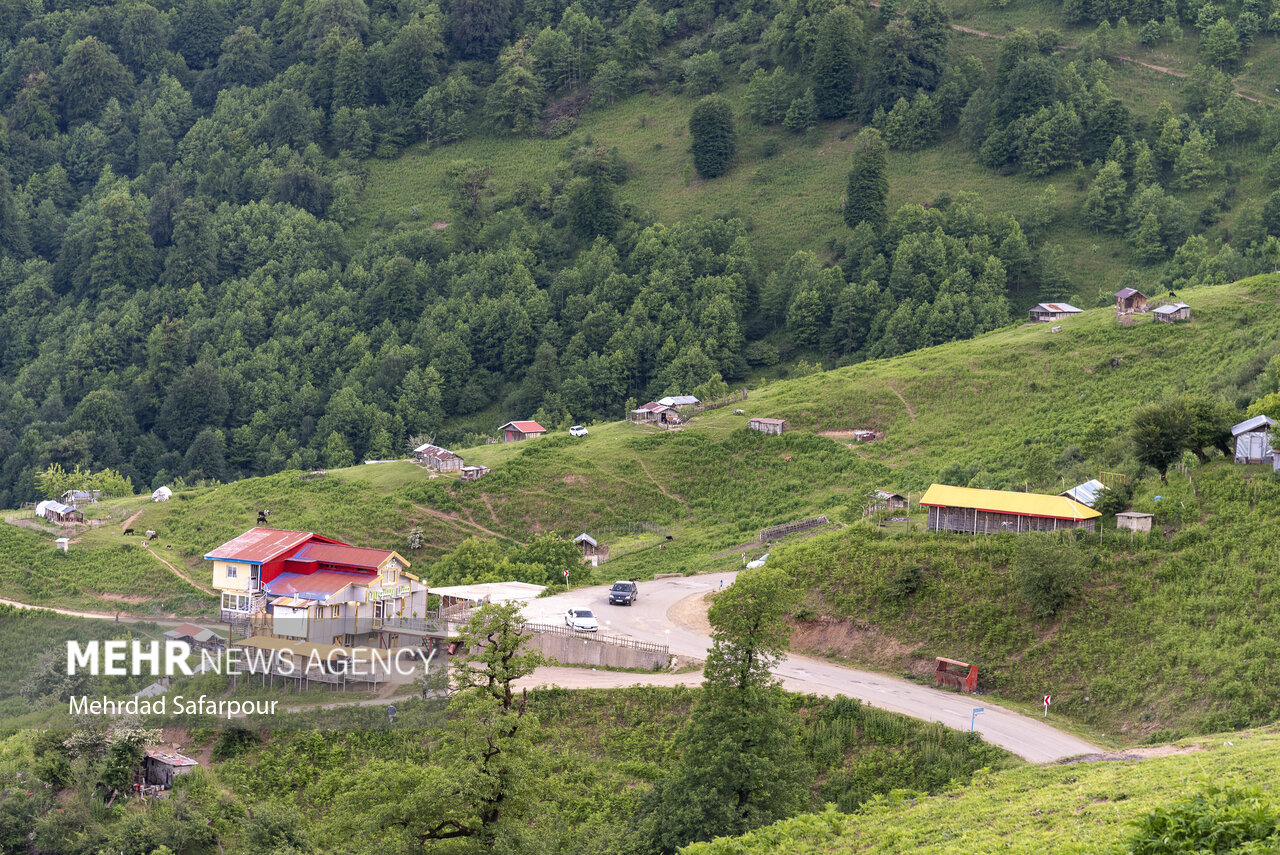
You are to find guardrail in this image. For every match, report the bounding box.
[523,621,670,655]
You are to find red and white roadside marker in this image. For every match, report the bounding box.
[1043,695,1052,717]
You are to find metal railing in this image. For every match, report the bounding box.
[523,621,670,655]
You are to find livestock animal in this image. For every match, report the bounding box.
[257,509,271,524]
[145,530,158,540]
[123,528,134,535]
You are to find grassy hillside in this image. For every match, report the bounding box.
[9,275,1280,619]
[360,30,1204,292]
[683,728,1280,855]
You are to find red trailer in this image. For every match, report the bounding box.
[935,657,978,693]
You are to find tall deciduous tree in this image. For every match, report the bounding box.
[689,95,736,179]
[844,127,888,231]
[1132,398,1192,482]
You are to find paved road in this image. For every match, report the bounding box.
[524,573,1100,763]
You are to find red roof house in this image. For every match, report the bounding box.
[498,420,547,442]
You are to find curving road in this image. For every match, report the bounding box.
[523,573,1100,763]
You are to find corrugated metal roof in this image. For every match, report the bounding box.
[37,500,75,515]
[1061,479,1107,507]
[145,749,199,767]
[658,395,700,406]
[920,484,1101,520]
[1114,288,1144,299]
[573,533,597,547]
[205,528,317,563]
[414,443,458,459]
[1232,415,1276,436]
[750,417,787,425]
[1152,302,1190,314]
[1031,303,1082,314]
[500,420,546,433]
[164,623,217,642]
[875,490,905,500]
[290,542,403,571]
[263,571,369,600]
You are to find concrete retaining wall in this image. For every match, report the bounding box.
[525,631,670,670]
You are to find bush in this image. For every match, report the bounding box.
[1012,534,1090,618]
[1128,784,1280,854]
[889,564,924,599]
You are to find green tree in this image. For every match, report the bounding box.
[811,6,862,119]
[332,38,369,111]
[1013,534,1091,618]
[1084,160,1128,233]
[57,37,133,125]
[218,27,272,88]
[1173,129,1217,188]
[1201,17,1241,68]
[689,95,736,179]
[449,0,511,60]
[637,568,811,853]
[1132,398,1192,482]
[183,428,228,482]
[486,40,544,136]
[682,50,722,95]
[384,12,445,105]
[844,127,888,231]
[88,191,156,301]
[783,88,817,133]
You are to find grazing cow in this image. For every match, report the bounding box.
[257,509,270,524]
[123,528,134,535]
[145,530,158,540]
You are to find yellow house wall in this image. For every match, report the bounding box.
[211,560,253,591]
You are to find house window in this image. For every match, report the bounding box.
[384,566,398,585]
[225,565,237,579]
[330,605,340,619]
[373,600,385,620]
[221,592,249,612]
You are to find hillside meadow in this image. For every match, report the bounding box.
[683,727,1280,855]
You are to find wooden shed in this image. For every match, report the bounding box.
[460,464,490,482]
[1028,302,1083,323]
[35,500,84,524]
[748,417,789,435]
[870,490,908,511]
[143,749,199,789]
[1232,415,1275,464]
[1152,302,1191,323]
[498,421,546,442]
[572,533,609,566]
[414,443,463,471]
[920,484,1099,534]
[1115,511,1154,533]
[1114,287,1148,314]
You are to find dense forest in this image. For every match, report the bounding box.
[0,0,1277,507]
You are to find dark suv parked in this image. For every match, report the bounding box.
[609,580,638,606]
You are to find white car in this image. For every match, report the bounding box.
[565,608,599,632]
[569,425,588,437]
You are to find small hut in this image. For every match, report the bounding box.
[1115,511,1154,533]
[572,533,608,566]
[1028,302,1083,323]
[164,623,223,651]
[61,489,101,506]
[1152,302,1191,323]
[55,538,70,552]
[748,417,789,435]
[1114,288,1148,314]
[460,464,490,482]
[870,490,908,512]
[414,443,463,471]
[35,501,84,524]
[498,421,546,442]
[143,749,199,789]
[1232,415,1275,464]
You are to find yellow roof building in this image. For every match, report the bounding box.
[919,484,1101,521]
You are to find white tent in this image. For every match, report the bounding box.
[152,486,173,502]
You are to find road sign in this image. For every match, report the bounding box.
[563,569,570,581]
[1043,695,1051,717]
[970,707,985,731]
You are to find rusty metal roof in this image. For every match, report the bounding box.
[920,484,1101,520]
[1114,288,1144,299]
[750,417,787,425]
[204,528,318,563]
